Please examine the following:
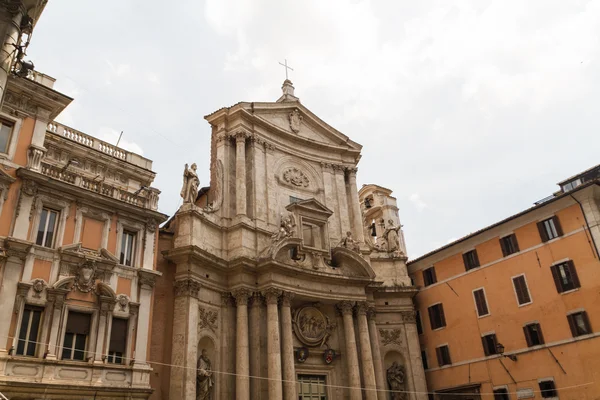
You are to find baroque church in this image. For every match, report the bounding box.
[150,80,427,400]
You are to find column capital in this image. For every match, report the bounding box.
[345,167,358,176]
[232,288,252,306]
[400,310,417,324]
[262,288,282,305]
[249,292,264,307]
[234,131,248,143]
[337,300,355,316]
[173,278,201,299]
[367,307,377,321]
[355,301,369,316]
[221,291,235,307]
[280,291,295,307]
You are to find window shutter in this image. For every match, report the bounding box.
[550,265,563,293]
[428,307,436,330]
[568,261,580,288]
[462,253,470,271]
[431,267,437,283]
[567,314,578,337]
[511,235,520,252]
[553,216,563,236]
[473,250,480,267]
[438,304,446,327]
[445,346,452,364]
[582,311,592,333]
[109,318,128,354]
[523,326,532,347]
[435,347,443,366]
[499,238,508,257]
[66,312,91,335]
[537,221,549,242]
[481,337,490,356]
[537,324,545,344]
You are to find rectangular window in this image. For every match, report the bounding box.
[481,333,498,356]
[567,311,591,337]
[512,275,532,306]
[463,249,480,271]
[416,310,423,335]
[523,323,545,347]
[421,350,428,370]
[120,230,136,266]
[473,288,490,317]
[551,261,580,293]
[493,388,509,400]
[428,303,446,330]
[16,305,43,356]
[500,234,519,257]
[422,267,437,286]
[61,312,91,361]
[539,380,557,398]
[108,318,128,364]
[297,374,327,400]
[537,216,563,242]
[435,345,451,367]
[36,208,59,248]
[0,118,13,153]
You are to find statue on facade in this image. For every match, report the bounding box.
[196,349,213,400]
[387,362,406,400]
[181,163,200,204]
[383,219,402,254]
[272,213,296,242]
[338,231,360,253]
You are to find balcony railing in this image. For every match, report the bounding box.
[47,122,128,161]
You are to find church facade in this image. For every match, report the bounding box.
[150,81,427,400]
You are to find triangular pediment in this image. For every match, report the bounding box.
[59,243,119,263]
[286,198,333,218]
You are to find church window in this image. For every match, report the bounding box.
[0,118,13,154]
[422,267,437,286]
[108,318,128,364]
[463,249,480,271]
[36,208,59,248]
[435,345,451,366]
[428,303,446,330]
[62,312,91,361]
[16,305,43,356]
[297,374,327,400]
[120,230,136,266]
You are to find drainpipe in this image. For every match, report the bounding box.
[570,193,600,259]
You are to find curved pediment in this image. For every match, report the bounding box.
[331,247,376,279]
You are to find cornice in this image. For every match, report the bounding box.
[3,75,72,120]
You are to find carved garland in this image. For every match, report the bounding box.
[199,307,219,333]
[379,329,402,346]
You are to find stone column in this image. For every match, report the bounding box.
[263,288,283,400]
[0,253,25,352]
[220,293,236,399]
[280,292,297,400]
[249,292,263,400]
[233,288,251,400]
[338,301,361,400]
[368,308,386,400]
[235,132,247,216]
[356,302,377,400]
[403,311,428,400]
[44,289,67,359]
[169,278,201,400]
[346,168,365,242]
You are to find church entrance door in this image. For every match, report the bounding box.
[297,374,327,400]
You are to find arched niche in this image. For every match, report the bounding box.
[197,335,217,400]
[384,350,408,400]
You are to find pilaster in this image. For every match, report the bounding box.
[280,291,297,400]
[263,288,283,400]
[235,132,247,216]
[355,302,377,400]
[232,287,251,400]
[337,300,361,400]
[368,308,386,400]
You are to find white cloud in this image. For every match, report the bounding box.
[409,193,428,212]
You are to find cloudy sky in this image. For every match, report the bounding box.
[28,0,600,258]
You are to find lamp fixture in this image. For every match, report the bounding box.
[496,342,517,361]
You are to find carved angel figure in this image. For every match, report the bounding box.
[272,213,296,242]
[196,349,213,400]
[387,362,406,400]
[181,163,200,204]
[338,231,360,253]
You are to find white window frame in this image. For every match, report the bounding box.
[57,305,98,363]
[116,219,144,268]
[0,112,22,161]
[511,273,533,307]
[472,287,490,318]
[492,385,510,399]
[15,303,44,357]
[29,195,70,249]
[35,207,60,248]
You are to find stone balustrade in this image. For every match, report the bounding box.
[40,163,77,184]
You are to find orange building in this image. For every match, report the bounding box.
[407,167,600,400]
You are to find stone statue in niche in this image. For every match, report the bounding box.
[180,163,200,204]
[289,108,303,133]
[383,219,404,256]
[196,349,213,400]
[338,231,360,253]
[387,362,406,400]
[272,213,296,243]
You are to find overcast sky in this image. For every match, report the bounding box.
[28,0,600,258]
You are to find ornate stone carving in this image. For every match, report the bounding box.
[199,307,218,333]
[21,179,37,196]
[400,310,416,324]
[117,294,129,311]
[145,218,157,233]
[289,108,303,133]
[139,271,158,289]
[387,362,406,400]
[249,292,264,307]
[292,305,336,347]
[280,291,295,307]
[4,91,37,115]
[262,213,296,257]
[231,288,252,306]
[336,300,355,316]
[355,301,369,316]
[197,349,214,400]
[174,278,201,298]
[338,231,361,253]
[367,307,377,321]
[262,288,282,305]
[282,167,309,187]
[27,146,46,171]
[379,329,402,346]
[180,163,200,204]
[31,278,46,298]
[221,292,235,307]
[73,261,97,293]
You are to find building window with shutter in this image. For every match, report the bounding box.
[481,333,499,356]
[36,208,60,248]
[120,230,136,266]
[512,274,532,306]
[16,305,44,356]
[421,349,428,370]
[61,312,91,361]
[567,311,591,337]
[499,234,519,257]
[537,216,563,242]
[108,318,128,364]
[435,345,451,366]
[538,379,557,398]
[493,388,509,400]
[523,323,545,346]
[0,118,13,154]
[428,303,446,330]
[472,288,490,317]
[463,249,480,271]
[422,267,437,286]
[551,261,580,293]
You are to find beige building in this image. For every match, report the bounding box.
[150,80,427,400]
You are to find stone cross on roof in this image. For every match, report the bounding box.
[278,59,294,80]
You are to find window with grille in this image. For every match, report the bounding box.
[473,288,489,317]
[120,230,136,266]
[0,119,13,154]
[428,303,446,330]
[551,261,580,293]
[481,333,498,356]
[16,305,43,356]
[108,318,128,364]
[297,374,327,400]
[567,311,591,337]
[436,345,451,366]
[61,312,91,361]
[423,267,437,286]
[500,234,519,256]
[36,208,59,248]
[539,380,557,398]
[512,275,532,306]
[537,216,563,242]
[523,323,545,346]
[463,250,480,271]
